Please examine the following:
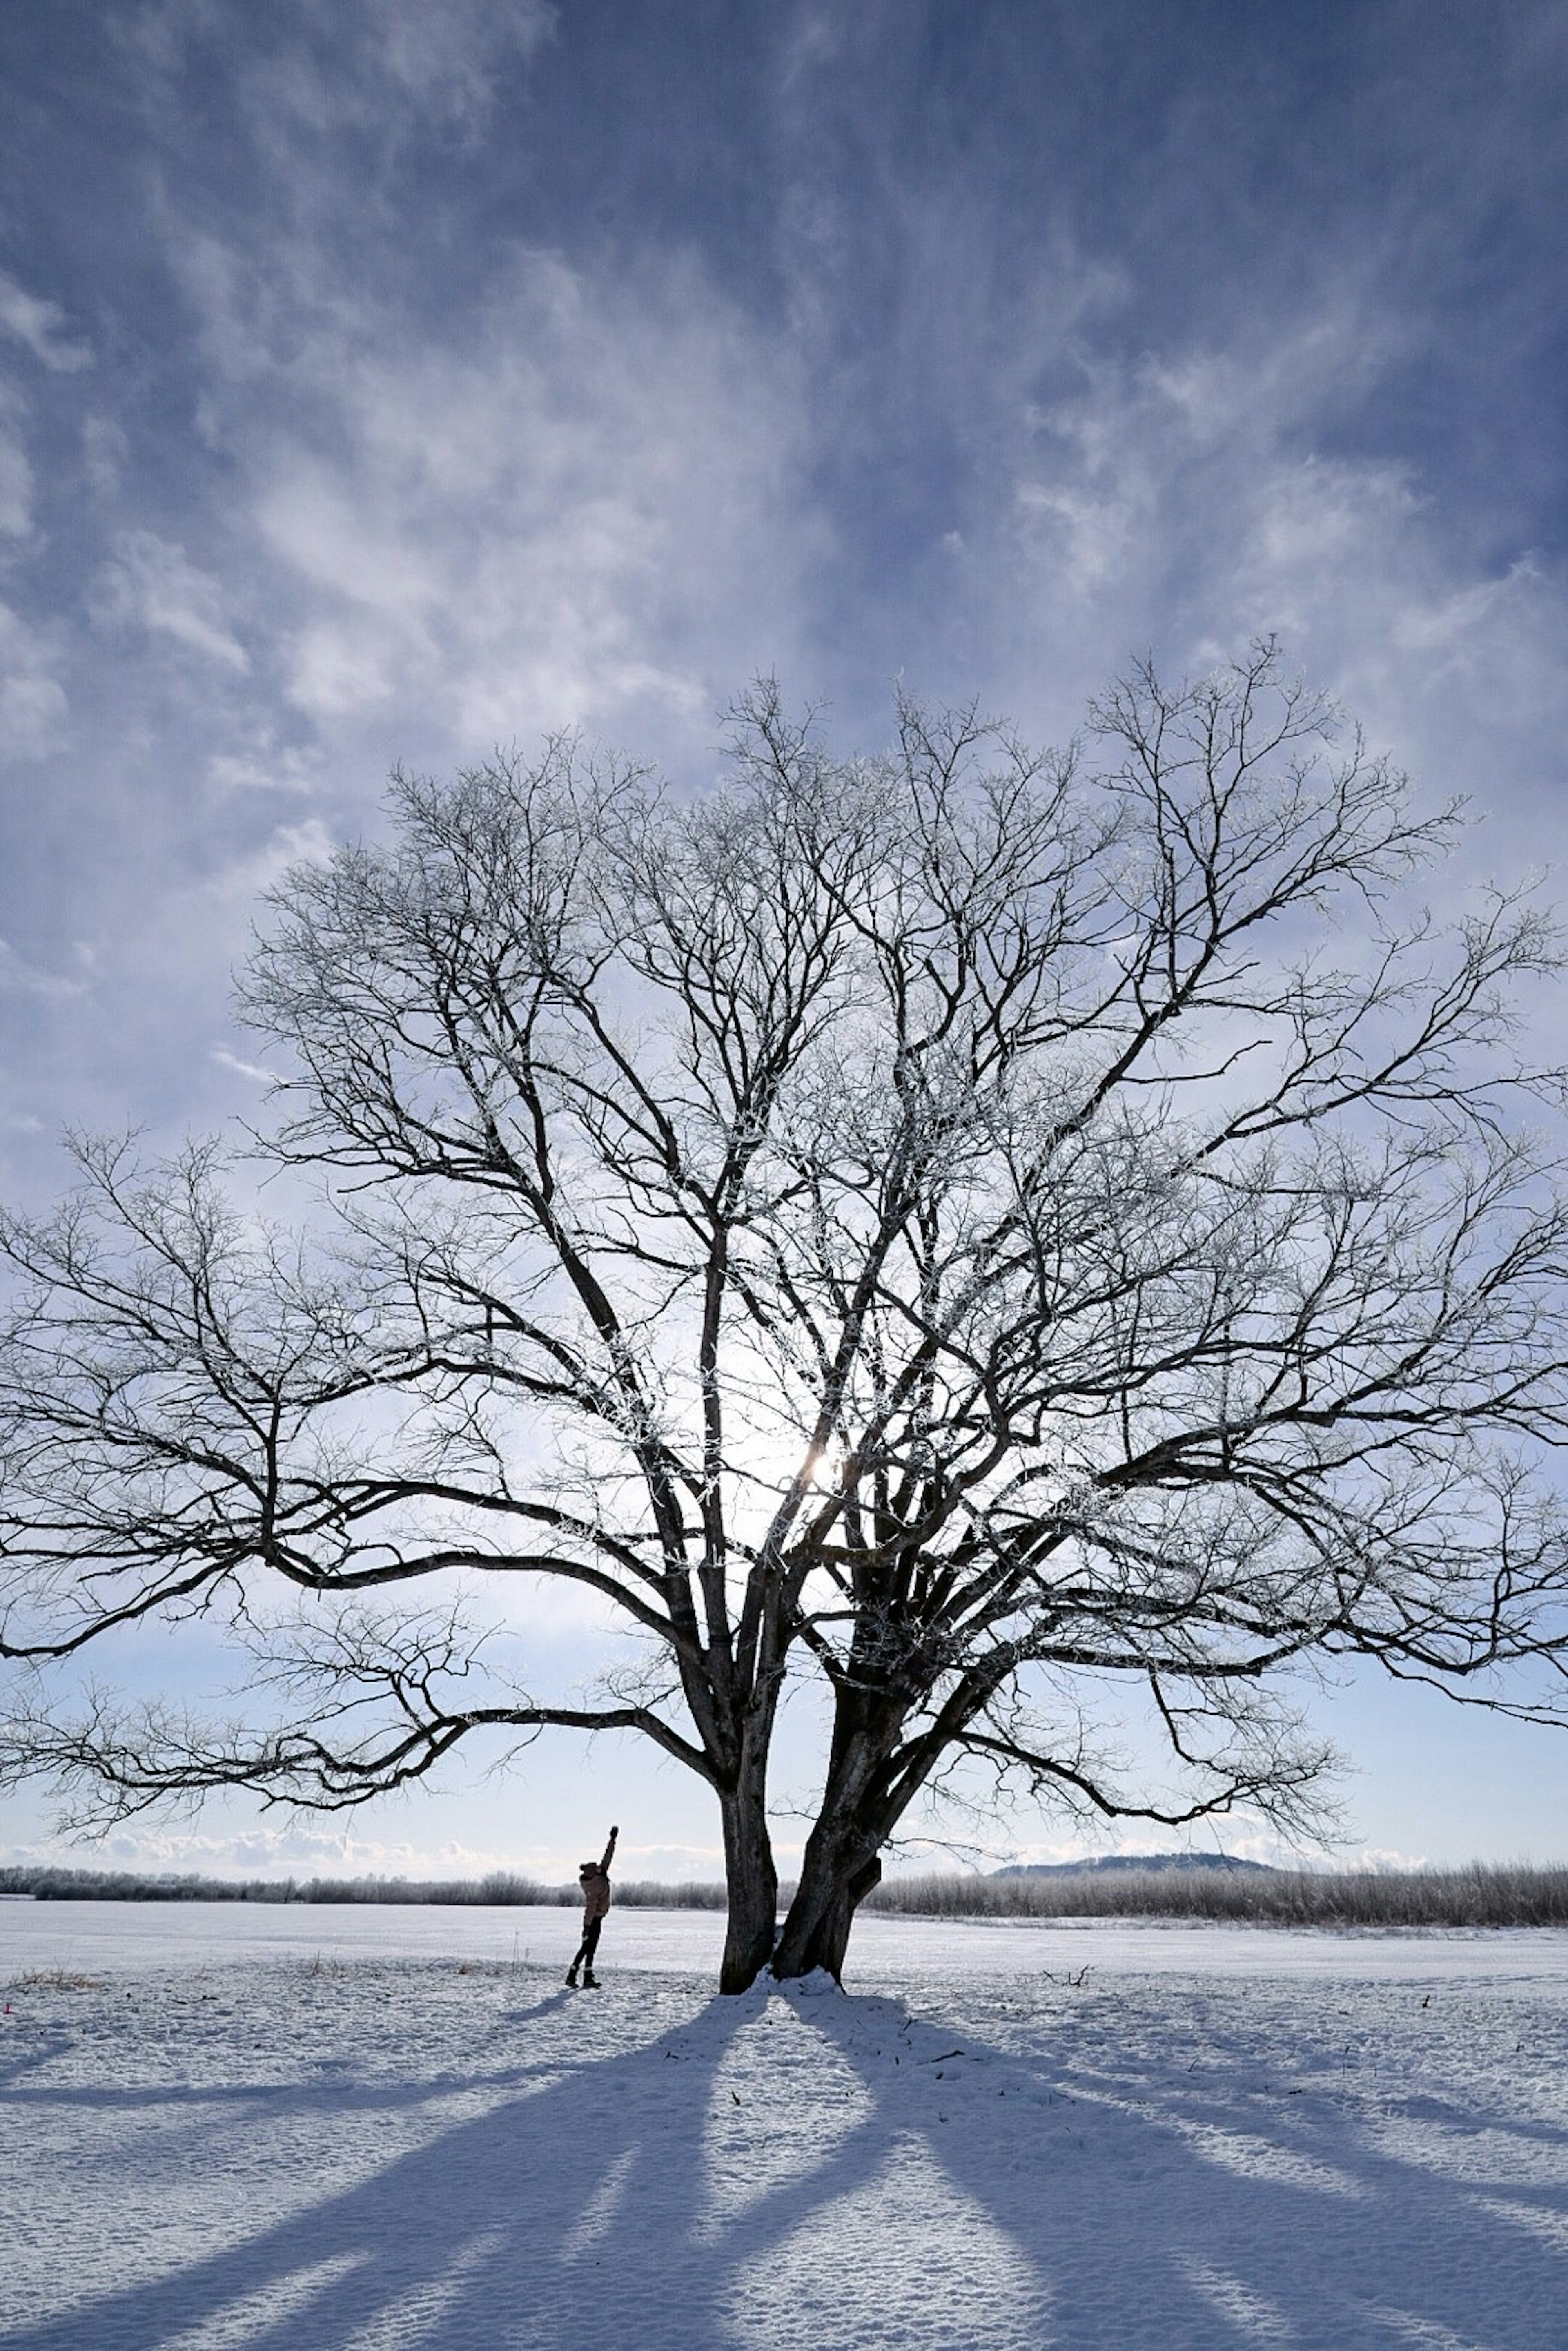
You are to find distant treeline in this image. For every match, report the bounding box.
[861,1863,1568,1929]
[4,1860,1566,1927]
[0,1866,725,1910]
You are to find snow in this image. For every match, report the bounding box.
[10,1900,1568,1981]
[3,1908,1567,2348]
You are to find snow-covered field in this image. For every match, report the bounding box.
[3,1906,1567,2349]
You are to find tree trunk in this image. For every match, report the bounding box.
[770,1691,902,1983]
[718,1770,779,1994]
[771,1829,882,1982]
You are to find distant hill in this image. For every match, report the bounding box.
[993,1851,1277,1879]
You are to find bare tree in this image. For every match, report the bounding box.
[5,642,1568,1990]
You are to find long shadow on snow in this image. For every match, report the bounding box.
[792,1982,1568,2350]
[0,2034,73,2094]
[4,1973,1566,2350]
[0,1986,761,2351]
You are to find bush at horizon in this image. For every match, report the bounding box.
[4,1860,1567,1927]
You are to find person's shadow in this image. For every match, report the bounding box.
[3,1970,1566,2349]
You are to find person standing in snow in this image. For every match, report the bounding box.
[566,1826,618,1987]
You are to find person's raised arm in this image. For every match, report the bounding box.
[601,1825,619,1873]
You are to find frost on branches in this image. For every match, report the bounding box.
[6,643,1568,1989]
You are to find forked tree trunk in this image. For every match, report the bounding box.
[719,1772,779,1994]
[771,1831,882,1982]
[769,1694,903,1983]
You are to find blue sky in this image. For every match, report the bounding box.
[3,0,1568,1881]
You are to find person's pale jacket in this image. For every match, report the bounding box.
[578,1829,617,1923]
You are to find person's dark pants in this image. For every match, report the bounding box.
[569,1917,603,1976]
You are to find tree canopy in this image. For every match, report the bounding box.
[5,642,1568,1987]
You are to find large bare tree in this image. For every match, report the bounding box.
[5,644,1568,1989]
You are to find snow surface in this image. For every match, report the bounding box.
[3,1907,1567,2348]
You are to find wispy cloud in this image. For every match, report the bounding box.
[81,415,129,501]
[0,939,89,1001]
[0,389,33,538]
[89,531,249,671]
[209,1044,277,1084]
[195,816,335,906]
[0,601,67,756]
[0,268,91,372]
[207,741,320,797]
[172,245,817,751]
[3,0,1567,1869]
[127,0,555,134]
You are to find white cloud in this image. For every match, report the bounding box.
[0,600,68,756]
[1014,474,1136,593]
[0,388,33,538]
[127,0,553,138]
[0,1818,564,1880]
[196,814,335,906]
[1010,316,1422,628]
[1388,555,1555,703]
[984,298,1568,850]
[366,0,555,122]
[207,741,320,796]
[82,415,129,500]
[210,1045,278,1084]
[90,529,249,670]
[140,203,821,769]
[0,1813,733,1883]
[1251,455,1421,588]
[0,939,89,1001]
[0,671,66,754]
[215,249,815,746]
[0,268,92,372]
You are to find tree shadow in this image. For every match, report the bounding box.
[0,2032,73,2094]
[2,1972,1565,2349]
[0,1985,762,2351]
[793,1983,1568,2349]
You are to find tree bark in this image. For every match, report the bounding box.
[771,1831,882,1982]
[718,1765,779,1994]
[770,1692,902,1982]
